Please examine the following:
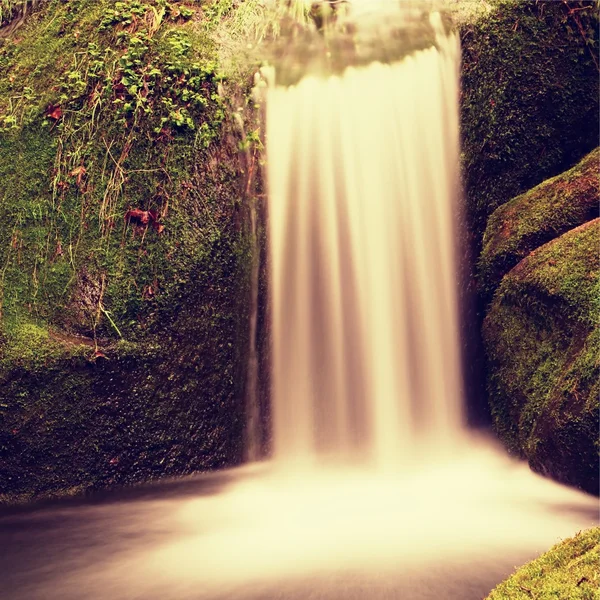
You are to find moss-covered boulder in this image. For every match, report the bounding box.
[479,148,599,302]
[486,527,600,600]
[483,218,599,494]
[0,0,262,503]
[460,0,599,250]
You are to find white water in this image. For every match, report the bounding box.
[267,16,463,467]
[8,449,596,600]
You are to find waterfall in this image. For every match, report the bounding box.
[266,14,464,467]
[16,14,596,600]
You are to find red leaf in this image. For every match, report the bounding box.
[45,104,62,120]
[125,208,163,233]
[53,241,64,260]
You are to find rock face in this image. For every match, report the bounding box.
[461,0,600,493]
[478,148,600,303]
[483,218,599,494]
[0,0,255,503]
[458,0,598,426]
[460,0,599,250]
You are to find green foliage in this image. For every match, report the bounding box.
[487,528,600,600]
[0,0,230,340]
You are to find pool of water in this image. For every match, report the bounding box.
[1,436,597,600]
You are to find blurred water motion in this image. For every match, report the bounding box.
[267,13,462,467]
[1,441,597,600]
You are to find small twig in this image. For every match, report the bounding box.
[518,584,533,598]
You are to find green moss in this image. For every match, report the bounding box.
[0,228,250,501]
[483,220,600,493]
[0,0,234,338]
[0,0,255,504]
[0,319,67,366]
[460,0,599,252]
[479,148,599,301]
[487,528,600,600]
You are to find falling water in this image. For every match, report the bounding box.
[267,14,464,467]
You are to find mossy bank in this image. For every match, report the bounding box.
[460,0,599,495]
[483,217,599,494]
[0,0,262,503]
[479,148,600,303]
[487,527,600,600]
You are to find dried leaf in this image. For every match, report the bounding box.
[45,104,62,120]
[69,166,87,189]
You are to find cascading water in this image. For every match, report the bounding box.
[267,13,464,466]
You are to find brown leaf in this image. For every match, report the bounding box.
[45,104,62,120]
[69,165,87,190]
[125,208,151,225]
[53,241,64,260]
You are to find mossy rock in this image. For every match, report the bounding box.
[460,0,599,251]
[479,148,599,302]
[0,226,251,502]
[483,219,600,494]
[0,0,259,503]
[486,527,600,600]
